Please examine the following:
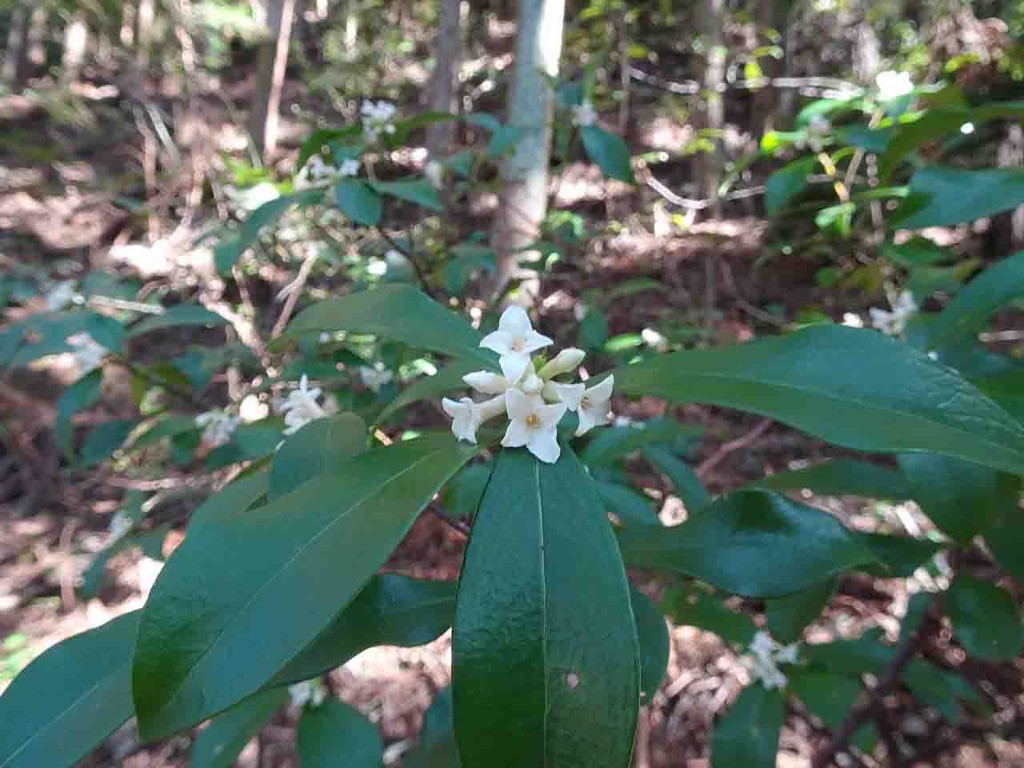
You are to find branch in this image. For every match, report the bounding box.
[376,226,434,297]
[696,419,772,479]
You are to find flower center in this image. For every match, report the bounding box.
[510,338,526,352]
[580,395,591,410]
[525,413,541,429]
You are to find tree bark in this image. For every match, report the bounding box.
[2,6,30,92]
[137,0,155,69]
[248,0,298,159]
[753,0,789,137]
[490,0,566,303]
[62,11,89,83]
[699,0,725,215]
[425,0,463,157]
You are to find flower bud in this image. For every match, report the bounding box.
[538,347,585,380]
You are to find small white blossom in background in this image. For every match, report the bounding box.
[841,312,865,329]
[338,157,361,177]
[572,101,598,128]
[108,510,133,540]
[288,680,326,709]
[67,332,107,376]
[424,159,444,189]
[804,114,832,152]
[295,155,336,189]
[361,100,398,143]
[280,374,335,435]
[743,630,799,690]
[442,306,615,464]
[869,290,917,337]
[239,394,270,423]
[44,281,78,311]
[195,409,241,447]
[359,363,394,393]
[875,70,914,102]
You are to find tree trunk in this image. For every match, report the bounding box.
[699,0,725,214]
[27,8,48,69]
[248,0,298,159]
[120,1,136,46]
[137,0,155,69]
[490,0,566,303]
[62,11,89,83]
[425,0,462,157]
[2,6,30,92]
[753,0,789,136]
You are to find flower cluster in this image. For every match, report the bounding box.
[359,362,393,392]
[442,306,614,464]
[869,290,917,337]
[67,332,107,376]
[361,100,397,143]
[296,155,359,189]
[743,630,799,690]
[279,374,336,435]
[875,70,914,102]
[572,101,597,128]
[195,409,241,448]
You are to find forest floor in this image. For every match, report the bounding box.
[1,64,1023,768]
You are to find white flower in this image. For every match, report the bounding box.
[869,290,917,337]
[296,155,335,189]
[463,371,510,395]
[480,305,553,383]
[361,100,398,143]
[743,631,799,690]
[338,158,360,177]
[442,397,480,443]
[502,389,566,464]
[572,101,598,128]
[537,347,585,380]
[805,114,832,152]
[875,70,914,102]
[319,332,332,344]
[424,160,444,189]
[239,394,270,423]
[543,381,585,410]
[109,510,132,539]
[359,363,393,393]
[44,281,77,311]
[640,328,668,352]
[841,312,865,329]
[195,409,241,447]
[367,259,388,277]
[279,375,331,435]
[288,680,326,709]
[574,375,614,436]
[67,332,107,375]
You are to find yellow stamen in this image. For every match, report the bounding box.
[580,396,591,410]
[525,413,541,428]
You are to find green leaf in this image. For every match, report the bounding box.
[642,445,711,512]
[787,670,876,752]
[580,125,634,183]
[297,700,382,768]
[405,688,461,768]
[0,612,138,768]
[377,361,480,424]
[127,304,227,338]
[895,167,1024,229]
[619,490,874,597]
[371,179,444,211]
[946,576,1023,661]
[897,454,1019,544]
[214,193,313,273]
[439,461,493,520]
[55,369,103,455]
[581,418,700,466]
[595,480,659,525]
[274,574,456,685]
[269,413,367,499]
[984,502,1024,584]
[80,419,138,466]
[133,433,480,740]
[663,584,757,648]
[927,251,1024,349]
[444,244,495,293]
[711,684,785,768]
[764,578,836,644]
[630,587,670,702]
[765,156,816,215]
[188,473,269,530]
[191,689,287,768]
[1,311,103,368]
[284,285,495,366]
[859,533,942,578]
[904,660,967,723]
[615,325,1024,476]
[453,448,640,768]
[757,458,910,499]
[333,179,382,225]
[801,630,893,678]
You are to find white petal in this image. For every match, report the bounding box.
[575,407,599,436]
[549,382,584,410]
[527,429,561,463]
[537,401,568,431]
[522,329,554,354]
[519,373,544,395]
[480,329,514,356]
[476,394,508,422]
[442,397,465,419]
[538,348,585,379]
[587,374,615,402]
[498,352,531,384]
[504,388,535,421]
[463,371,508,395]
[501,418,531,448]
[498,305,532,336]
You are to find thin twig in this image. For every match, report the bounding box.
[376,226,434,297]
[272,252,319,338]
[696,419,772,479]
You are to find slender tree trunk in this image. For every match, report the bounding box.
[753,0,788,136]
[121,1,136,46]
[490,0,566,302]
[248,0,297,159]
[137,0,155,69]
[62,11,89,83]
[344,0,359,53]
[2,6,30,92]
[699,0,725,214]
[425,0,462,156]
[27,8,48,69]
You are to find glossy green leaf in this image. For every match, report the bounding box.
[663,585,756,648]
[619,490,874,597]
[581,418,700,466]
[377,361,480,423]
[946,576,1023,661]
[711,684,784,768]
[0,311,101,367]
[858,533,942,578]
[405,688,461,768]
[439,461,493,520]
[580,125,634,183]
[904,660,967,723]
[372,179,444,211]
[927,251,1024,349]
[274,574,456,685]
[191,688,287,768]
[765,578,836,644]
[595,480,659,525]
[765,156,816,215]
[297,700,382,768]
[614,325,1024,476]
[284,285,495,366]
[984,503,1024,584]
[757,458,910,499]
[334,179,382,225]
[896,167,1024,229]
[133,433,480,739]
[0,612,138,768]
[801,629,893,678]
[80,419,138,466]
[631,587,670,702]
[55,369,102,455]
[898,454,1019,544]
[453,448,640,768]
[641,445,711,512]
[188,473,269,530]
[787,670,876,752]
[268,412,367,499]
[126,303,227,337]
